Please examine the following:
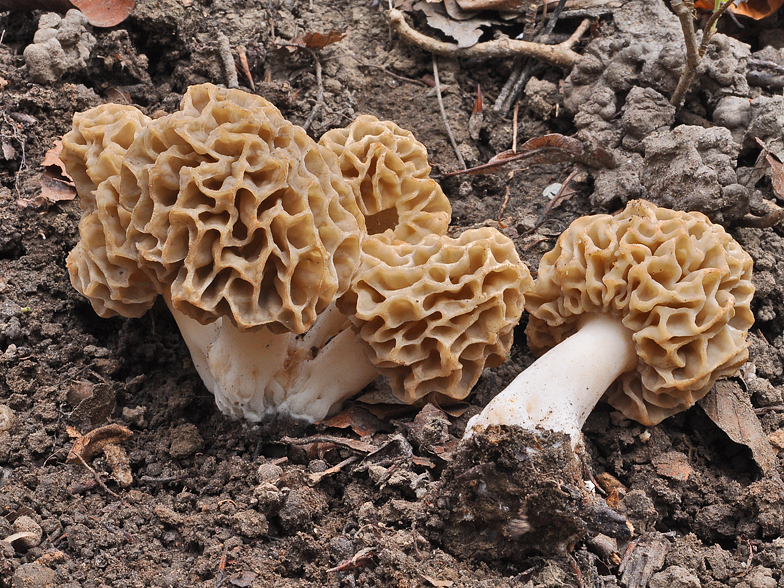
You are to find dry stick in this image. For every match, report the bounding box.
[388,9,590,68]
[670,0,734,107]
[302,47,324,132]
[433,55,466,170]
[496,0,571,115]
[217,32,239,89]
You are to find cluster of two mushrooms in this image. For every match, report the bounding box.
[63,83,755,454]
[62,83,531,424]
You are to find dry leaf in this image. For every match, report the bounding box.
[618,532,670,588]
[447,133,616,177]
[767,153,784,200]
[414,1,496,48]
[71,0,136,27]
[67,423,134,464]
[39,171,77,203]
[652,451,693,481]
[292,30,347,50]
[699,380,778,475]
[321,405,389,437]
[695,0,784,19]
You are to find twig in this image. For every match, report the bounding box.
[348,56,428,87]
[670,0,734,107]
[512,101,520,153]
[237,45,255,91]
[217,32,239,89]
[389,9,590,68]
[302,47,324,132]
[433,55,466,170]
[72,452,119,498]
[737,207,784,228]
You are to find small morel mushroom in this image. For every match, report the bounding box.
[319,114,452,243]
[466,199,755,446]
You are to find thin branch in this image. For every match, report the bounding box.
[217,32,239,89]
[388,9,590,68]
[433,55,466,170]
[670,0,734,108]
[302,48,324,132]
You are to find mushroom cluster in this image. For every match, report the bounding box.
[63,84,529,422]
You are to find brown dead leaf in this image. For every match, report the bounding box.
[39,171,77,203]
[695,0,784,19]
[699,380,778,475]
[321,405,388,437]
[1,141,15,160]
[652,451,693,481]
[414,1,496,48]
[71,0,136,27]
[767,153,784,200]
[618,532,670,588]
[67,423,134,464]
[446,133,616,177]
[292,30,347,50]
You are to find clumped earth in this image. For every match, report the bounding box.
[3,0,784,586]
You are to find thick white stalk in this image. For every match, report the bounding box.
[464,313,638,448]
[165,299,378,422]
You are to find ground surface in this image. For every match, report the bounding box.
[3,0,784,586]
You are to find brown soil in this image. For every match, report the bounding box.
[2,0,784,586]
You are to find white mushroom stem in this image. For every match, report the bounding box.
[464,313,638,449]
[165,297,380,422]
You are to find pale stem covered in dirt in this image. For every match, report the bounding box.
[465,313,637,448]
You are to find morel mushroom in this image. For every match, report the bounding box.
[466,199,755,447]
[63,83,372,421]
[338,228,531,406]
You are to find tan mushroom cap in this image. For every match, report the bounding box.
[62,103,160,318]
[319,114,451,244]
[68,83,367,334]
[338,227,531,405]
[525,199,755,426]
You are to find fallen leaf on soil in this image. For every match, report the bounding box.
[699,380,778,475]
[67,423,134,463]
[414,1,496,48]
[71,0,136,27]
[291,30,346,50]
[38,171,77,203]
[327,547,377,572]
[321,405,389,437]
[618,532,670,588]
[652,451,693,481]
[0,0,136,26]
[694,0,784,19]
[103,443,133,487]
[766,154,784,200]
[445,133,616,177]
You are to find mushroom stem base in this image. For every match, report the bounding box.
[166,300,379,422]
[465,313,637,447]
